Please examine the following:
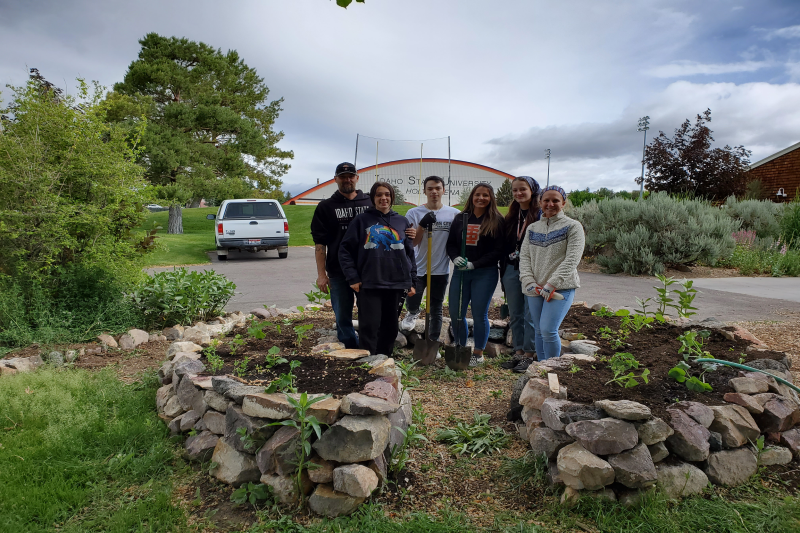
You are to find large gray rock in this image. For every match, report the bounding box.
[665,408,710,462]
[594,400,651,421]
[203,411,226,435]
[708,405,761,448]
[163,395,184,418]
[607,443,658,489]
[128,328,150,347]
[225,384,266,404]
[260,472,313,504]
[729,377,770,395]
[569,341,600,356]
[565,418,639,455]
[704,448,757,486]
[185,430,219,461]
[759,446,794,465]
[519,378,567,410]
[156,384,175,413]
[340,393,401,416]
[308,484,365,518]
[211,376,239,396]
[635,417,674,445]
[529,427,574,460]
[173,358,205,380]
[387,391,412,453]
[163,325,184,340]
[782,428,800,457]
[656,462,709,499]
[333,464,379,498]
[556,442,615,490]
[167,341,202,358]
[225,405,277,453]
[205,390,232,413]
[256,426,301,476]
[313,415,391,463]
[177,375,206,415]
[209,437,261,486]
[541,399,607,431]
[672,401,714,428]
[648,442,669,463]
[97,334,118,348]
[180,410,201,432]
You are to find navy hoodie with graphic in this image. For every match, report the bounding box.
[310,190,373,277]
[338,207,418,290]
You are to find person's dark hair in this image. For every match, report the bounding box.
[462,183,502,237]
[505,177,540,239]
[369,181,395,205]
[423,175,445,189]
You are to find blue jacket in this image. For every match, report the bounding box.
[338,208,418,290]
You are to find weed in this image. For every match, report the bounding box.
[431,366,464,381]
[592,306,614,318]
[606,352,650,388]
[248,321,268,340]
[498,451,549,491]
[203,339,224,373]
[568,363,581,374]
[233,355,250,378]
[236,426,259,451]
[436,412,511,458]
[230,482,272,509]
[265,360,302,393]
[389,423,429,476]
[229,334,246,356]
[396,359,422,387]
[490,389,503,399]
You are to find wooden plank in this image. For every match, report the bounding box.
[548,373,560,395]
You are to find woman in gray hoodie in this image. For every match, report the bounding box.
[518,185,585,360]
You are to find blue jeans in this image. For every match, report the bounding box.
[449,267,498,351]
[328,275,359,349]
[526,288,575,360]
[502,265,535,354]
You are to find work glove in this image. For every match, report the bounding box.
[540,283,563,302]
[461,262,474,270]
[419,211,437,230]
[453,256,468,269]
[524,283,542,295]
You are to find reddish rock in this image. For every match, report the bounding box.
[780,428,800,457]
[708,405,761,448]
[362,380,399,404]
[308,455,335,484]
[256,426,301,476]
[753,395,800,433]
[672,402,714,428]
[723,393,764,414]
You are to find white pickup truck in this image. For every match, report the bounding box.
[206,199,289,260]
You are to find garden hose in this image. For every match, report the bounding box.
[695,358,800,395]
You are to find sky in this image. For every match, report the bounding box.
[2,0,800,196]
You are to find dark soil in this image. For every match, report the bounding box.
[552,306,791,419]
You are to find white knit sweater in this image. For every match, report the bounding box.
[518,211,585,290]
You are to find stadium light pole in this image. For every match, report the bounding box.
[545,149,551,187]
[638,116,650,200]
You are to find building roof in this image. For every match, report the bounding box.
[749,140,800,170]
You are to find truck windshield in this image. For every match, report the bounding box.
[224,202,282,219]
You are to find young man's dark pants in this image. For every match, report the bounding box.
[358,288,404,355]
[328,275,359,349]
[405,274,449,341]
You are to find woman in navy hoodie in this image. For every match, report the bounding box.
[339,181,418,355]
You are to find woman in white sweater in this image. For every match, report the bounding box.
[518,185,586,360]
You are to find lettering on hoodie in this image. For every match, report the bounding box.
[335,206,370,231]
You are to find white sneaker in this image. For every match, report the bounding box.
[469,354,485,367]
[400,312,419,331]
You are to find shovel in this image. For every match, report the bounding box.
[412,227,440,365]
[444,212,473,370]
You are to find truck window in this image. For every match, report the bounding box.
[223,202,282,219]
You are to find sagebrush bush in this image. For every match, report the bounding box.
[132,267,236,327]
[571,192,739,275]
[723,196,784,239]
[781,196,800,248]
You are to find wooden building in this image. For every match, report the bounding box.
[747,141,800,202]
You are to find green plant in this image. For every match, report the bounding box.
[490,389,503,398]
[235,426,259,451]
[229,334,246,356]
[389,423,429,476]
[230,482,271,508]
[668,361,713,392]
[265,345,288,368]
[723,196,784,239]
[202,339,225,373]
[606,352,650,388]
[592,306,615,318]
[265,360,302,393]
[305,282,331,306]
[233,355,250,378]
[269,393,331,508]
[248,321,268,340]
[781,195,800,247]
[293,323,314,346]
[498,451,549,491]
[396,359,422,387]
[677,330,711,360]
[435,413,511,458]
[264,320,282,335]
[568,363,581,374]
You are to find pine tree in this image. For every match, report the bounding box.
[496,179,513,207]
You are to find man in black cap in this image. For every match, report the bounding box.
[310,162,373,348]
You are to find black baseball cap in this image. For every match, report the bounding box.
[335,162,357,176]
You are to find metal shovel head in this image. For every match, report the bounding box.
[412,333,440,366]
[444,343,472,371]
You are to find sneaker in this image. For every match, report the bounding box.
[400,312,420,331]
[501,353,526,369]
[512,358,534,373]
[469,354,485,367]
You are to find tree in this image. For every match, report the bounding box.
[495,179,513,207]
[111,33,293,233]
[392,185,405,205]
[639,109,751,201]
[336,0,365,7]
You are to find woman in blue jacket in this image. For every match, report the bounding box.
[339,181,418,356]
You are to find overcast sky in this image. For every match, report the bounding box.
[2,0,800,195]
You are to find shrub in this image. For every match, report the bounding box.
[571,192,739,275]
[132,267,236,327]
[781,194,800,248]
[722,196,783,239]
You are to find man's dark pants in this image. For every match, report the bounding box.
[328,275,359,349]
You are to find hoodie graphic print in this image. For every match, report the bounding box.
[364,225,405,251]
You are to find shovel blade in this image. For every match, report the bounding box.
[412,336,440,366]
[443,344,472,371]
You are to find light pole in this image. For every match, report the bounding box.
[544,148,551,187]
[638,116,650,200]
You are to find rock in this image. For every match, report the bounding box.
[485,342,512,358]
[256,426,301,476]
[308,484,365,518]
[607,443,658,489]
[163,396,184,418]
[586,488,617,502]
[167,341,203,358]
[618,488,653,508]
[368,358,397,377]
[729,377,770,395]
[333,464,379,498]
[547,461,563,486]
[387,391,412,453]
[656,462,709,499]
[308,397,343,425]
[556,442,615,490]
[311,342,346,354]
[519,378,568,410]
[752,394,800,433]
[308,456,335,483]
[509,376,530,410]
[243,393,300,420]
[177,374,205,414]
[759,445,793,465]
[529,427,574,460]
[203,411,226,435]
[0,355,44,373]
[211,376,239,396]
[261,471,313,504]
[189,375,214,391]
[174,359,205,381]
[98,334,118,348]
[225,385,266,404]
[225,405,277,453]
[781,428,800,457]
[205,390,232,413]
[317,335,339,344]
[560,486,580,507]
[708,431,723,451]
[723,392,765,414]
[594,400,651,421]
[251,308,273,319]
[156,384,175,413]
[362,380,400,404]
[648,442,669,463]
[541,399,607,431]
[185,430,219,461]
[326,349,371,360]
[569,341,600,356]
[522,406,544,428]
[180,410,201,432]
[313,415,391,463]
[672,401,715,428]
[665,408,710,462]
[562,353,597,363]
[45,351,65,366]
[708,405,761,448]
[488,328,506,342]
[183,328,211,345]
[635,417,673,445]
[209,437,261,486]
[394,332,407,348]
[367,453,388,484]
[561,331,584,342]
[747,358,789,374]
[128,329,150,346]
[357,354,389,366]
[591,302,609,311]
[705,448,758,486]
[163,325,184,340]
[565,418,639,455]
[65,350,79,363]
[506,329,513,347]
[341,393,401,416]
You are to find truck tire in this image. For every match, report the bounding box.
[278,251,288,259]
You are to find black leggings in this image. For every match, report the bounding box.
[358,288,404,356]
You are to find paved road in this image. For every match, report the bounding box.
[150,247,800,322]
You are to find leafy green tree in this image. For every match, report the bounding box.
[495,179,513,207]
[392,184,406,205]
[336,0,365,7]
[111,33,293,233]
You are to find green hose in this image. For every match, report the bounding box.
[695,358,800,395]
